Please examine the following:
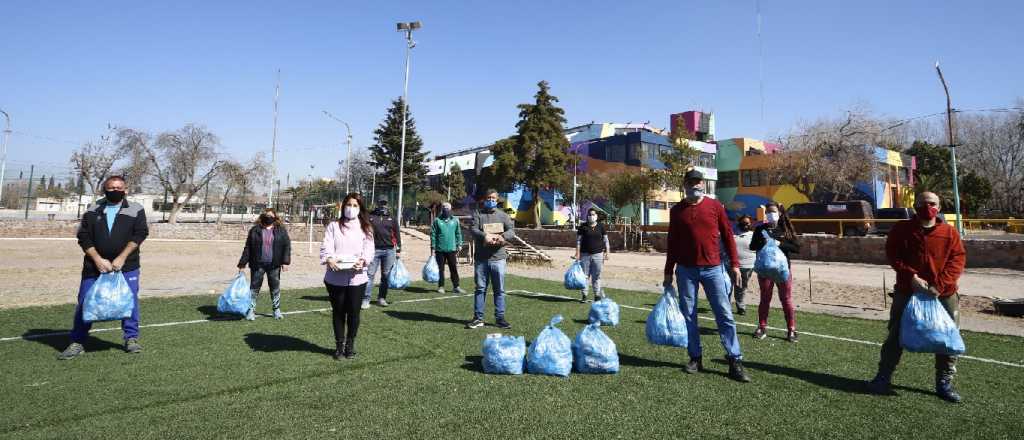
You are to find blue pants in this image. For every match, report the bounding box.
[364,248,397,301]
[676,265,742,360]
[473,259,507,321]
[71,269,141,343]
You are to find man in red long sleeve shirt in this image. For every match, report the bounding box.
[868,192,967,403]
[662,169,749,382]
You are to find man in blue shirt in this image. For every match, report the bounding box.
[58,176,149,360]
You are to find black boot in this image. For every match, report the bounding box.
[728,358,751,383]
[867,369,894,395]
[333,341,345,360]
[343,338,357,359]
[936,374,962,403]
[684,357,703,374]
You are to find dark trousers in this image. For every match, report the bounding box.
[325,282,365,343]
[878,292,960,378]
[250,263,282,310]
[435,251,460,288]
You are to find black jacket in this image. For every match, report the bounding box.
[238,225,292,268]
[750,223,800,266]
[369,208,402,251]
[77,199,149,277]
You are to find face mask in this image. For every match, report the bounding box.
[684,187,704,199]
[915,205,939,220]
[441,208,452,218]
[260,216,275,226]
[588,215,598,224]
[105,190,125,203]
[765,212,780,224]
[343,206,360,220]
[483,200,498,210]
[738,223,752,231]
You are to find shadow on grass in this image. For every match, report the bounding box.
[618,353,685,369]
[299,295,330,302]
[383,310,465,325]
[243,333,333,355]
[461,355,484,373]
[402,286,435,294]
[197,305,243,320]
[24,328,123,353]
[711,360,934,395]
[511,293,577,303]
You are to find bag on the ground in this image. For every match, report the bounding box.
[564,261,587,290]
[573,323,619,374]
[422,257,440,284]
[81,271,134,322]
[900,292,966,355]
[527,315,573,377]
[645,286,689,347]
[754,230,790,284]
[588,297,620,326]
[388,259,410,289]
[482,334,526,375]
[217,273,252,316]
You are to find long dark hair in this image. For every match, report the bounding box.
[766,202,797,241]
[255,208,284,228]
[338,193,373,236]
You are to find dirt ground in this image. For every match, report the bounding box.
[1,236,1022,336]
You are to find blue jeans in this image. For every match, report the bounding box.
[676,265,742,360]
[473,259,507,321]
[579,253,604,297]
[70,269,141,343]
[364,248,396,301]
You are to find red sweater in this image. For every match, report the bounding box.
[664,198,739,276]
[885,219,966,297]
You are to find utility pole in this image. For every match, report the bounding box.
[268,69,281,207]
[322,111,353,193]
[935,62,964,235]
[396,21,421,227]
[24,165,34,219]
[572,152,579,228]
[0,110,10,205]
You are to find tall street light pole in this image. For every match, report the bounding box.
[268,69,281,208]
[935,62,964,235]
[0,109,11,205]
[322,111,353,194]
[396,20,421,226]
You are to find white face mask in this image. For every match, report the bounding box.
[343,206,360,220]
[587,215,598,224]
[685,187,705,200]
[765,212,780,224]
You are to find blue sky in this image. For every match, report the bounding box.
[2,0,1022,187]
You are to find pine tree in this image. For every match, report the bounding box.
[369,97,429,194]
[445,163,467,205]
[490,81,571,228]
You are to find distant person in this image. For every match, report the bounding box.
[58,176,149,360]
[431,202,465,294]
[364,196,402,308]
[730,215,756,315]
[237,208,291,320]
[466,189,515,330]
[750,202,801,342]
[868,192,967,403]
[663,169,749,382]
[320,193,375,360]
[575,208,610,303]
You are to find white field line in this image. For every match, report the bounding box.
[506,289,1024,369]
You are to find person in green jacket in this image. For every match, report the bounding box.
[431,202,465,294]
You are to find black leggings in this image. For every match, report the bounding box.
[325,282,365,342]
[435,251,460,288]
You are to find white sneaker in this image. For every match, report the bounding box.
[360,299,370,310]
[376,298,389,307]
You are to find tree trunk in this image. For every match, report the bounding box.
[532,186,542,229]
[167,202,183,224]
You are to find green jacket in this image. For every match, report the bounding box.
[431,216,463,253]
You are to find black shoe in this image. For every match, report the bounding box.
[57,343,85,360]
[684,357,703,374]
[124,338,142,354]
[728,358,751,383]
[333,341,345,360]
[936,377,962,403]
[753,327,767,340]
[495,319,512,330]
[343,339,357,359]
[786,330,799,343]
[736,307,746,316]
[867,371,894,395]
[466,319,485,329]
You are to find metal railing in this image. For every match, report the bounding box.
[789,218,1024,237]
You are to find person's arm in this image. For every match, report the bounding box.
[79,211,113,272]
[238,228,253,269]
[885,223,916,275]
[500,212,516,241]
[111,207,147,271]
[281,228,292,266]
[320,223,335,266]
[778,236,800,254]
[718,205,740,269]
[469,211,486,240]
[429,219,438,252]
[455,219,463,249]
[750,225,767,252]
[360,229,376,270]
[603,230,610,259]
[575,228,582,260]
[663,209,677,283]
[935,228,966,296]
[110,242,138,271]
[392,216,403,253]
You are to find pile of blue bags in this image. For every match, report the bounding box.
[646,286,689,347]
[388,259,411,289]
[218,272,252,316]
[588,297,620,326]
[527,315,574,377]
[82,272,134,322]
[572,323,619,374]
[564,261,587,290]
[422,257,440,284]
[482,335,526,375]
[754,230,790,284]
[900,292,966,355]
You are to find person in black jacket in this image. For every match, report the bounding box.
[749,202,800,342]
[58,176,149,360]
[363,196,402,308]
[238,208,291,320]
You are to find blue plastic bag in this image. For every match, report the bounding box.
[527,315,573,377]
[564,261,587,290]
[645,286,689,347]
[218,273,252,316]
[588,297,620,326]
[754,230,790,284]
[573,323,619,374]
[900,292,966,355]
[482,335,526,375]
[388,259,410,289]
[81,272,134,323]
[422,257,440,284]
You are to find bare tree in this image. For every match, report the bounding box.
[957,103,1024,216]
[214,154,270,223]
[334,149,376,196]
[69,137,120,202]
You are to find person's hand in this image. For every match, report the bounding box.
[237,266,245,274]
[663,274,673,288]
[911,275,929,293]
[353,259,366,271]
[111,256,126,272]
[326,258,341,272]
[94,257,114,273]
[731,267,742,288]
[604,252,610,262]
[572,254,578,260]
[281,264,289,272]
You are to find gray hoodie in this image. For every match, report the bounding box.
[470,208,516,261]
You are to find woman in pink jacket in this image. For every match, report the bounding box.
[320,193,375,360]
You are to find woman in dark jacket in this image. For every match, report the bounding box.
[749,202,800,342]
[238,208,292,320]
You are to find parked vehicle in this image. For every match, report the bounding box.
[786,201,875,236]
[874,207,913,235]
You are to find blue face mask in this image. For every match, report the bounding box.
[483,200,498,210]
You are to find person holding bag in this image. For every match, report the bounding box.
[575,208,610,303]
[320,194,376,360]
[237,208,291,320]
[430,202,464,294]
[749,202,800,342]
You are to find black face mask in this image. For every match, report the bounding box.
[738,223,752,231]
[260,216,275,226]
[105,190,125,203]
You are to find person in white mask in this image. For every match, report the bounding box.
[575,208,611,302]
[749,202,801,342]
[320,193,375,360]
